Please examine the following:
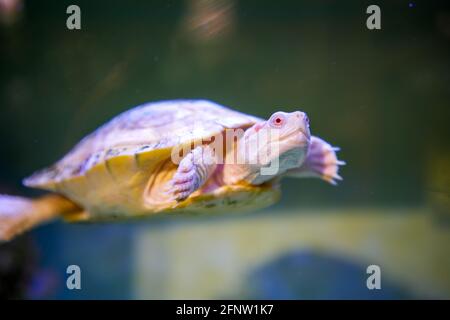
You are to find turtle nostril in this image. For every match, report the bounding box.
[304,114,309,126]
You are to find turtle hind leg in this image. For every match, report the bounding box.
[286,136,345,185]
[0,194,82,241]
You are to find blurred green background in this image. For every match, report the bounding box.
[0,0,449,299]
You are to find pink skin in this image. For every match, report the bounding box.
[170,153,200,200]
[286,136,345,185]
[228,110,311,185]
[168,110,343,201]
[169,146,215,200]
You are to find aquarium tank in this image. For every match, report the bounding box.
[0,0,449,300]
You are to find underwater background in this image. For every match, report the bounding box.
[0,0,449,299]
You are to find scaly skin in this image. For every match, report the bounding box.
[168,111,315,200]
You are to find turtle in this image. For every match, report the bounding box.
[0,99,344,241]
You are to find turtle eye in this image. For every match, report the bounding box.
[269,113,286,128]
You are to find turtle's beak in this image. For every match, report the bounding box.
[294,111,310,139]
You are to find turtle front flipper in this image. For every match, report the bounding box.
[286,136,345,185]
[167,145,217,201]
[0,194,83,241]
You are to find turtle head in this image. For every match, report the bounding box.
[226,110,311,185]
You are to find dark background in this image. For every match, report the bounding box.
[0,0,449,299]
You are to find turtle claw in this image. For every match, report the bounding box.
[167,160,201,202]
[166,177,196,202]
[326,172,343,186]
[319,142,345,185]
[166,145,216,202]
[321,147,345,185]
[288,136,344,185]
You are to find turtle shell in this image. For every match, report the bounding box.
[23,100,275,220]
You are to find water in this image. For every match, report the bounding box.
[0,0,449,299]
